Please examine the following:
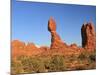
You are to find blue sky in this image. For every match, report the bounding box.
[12,0,96,46]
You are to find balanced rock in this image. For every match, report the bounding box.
[48,17,67,49]
[48,17,56,32]
[81,22,96,51]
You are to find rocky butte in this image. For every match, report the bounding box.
[12,17,96,58]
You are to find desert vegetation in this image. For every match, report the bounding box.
[11,50,96,74]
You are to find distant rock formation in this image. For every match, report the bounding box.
[12,40,26,50]
[26,43,37,50]
[12,40,41,57]
[12,40,26,57]
[70,43,78,49]
[48,17,67,49]
[81,22,96,51]
[12,17,96,58]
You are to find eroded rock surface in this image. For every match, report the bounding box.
[81,22,96,51]
[12,17,96,58]
[48,17,67,49]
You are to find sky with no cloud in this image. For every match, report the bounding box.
[12,0,96,46]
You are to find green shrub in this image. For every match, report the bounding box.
[89,51,96,62]
[89,55,95,61]
[77,50,96,70]
[18,56,45,73]
[48,55,66,71]
[78,53,87,60]
[11,60,24,74]
[11,51,96,74]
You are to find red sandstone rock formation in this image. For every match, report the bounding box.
[12,40,26,57]
[26,43,37,50]
[70,43,78,49]
[12,40,42,57]
[39,46,49,51]
[81,22,96,51]
[48,17,56,32]
[48,17,67,49]
[12,17,96,58]
[12,40,25,49]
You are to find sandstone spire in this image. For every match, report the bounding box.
[81,22,96,51]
